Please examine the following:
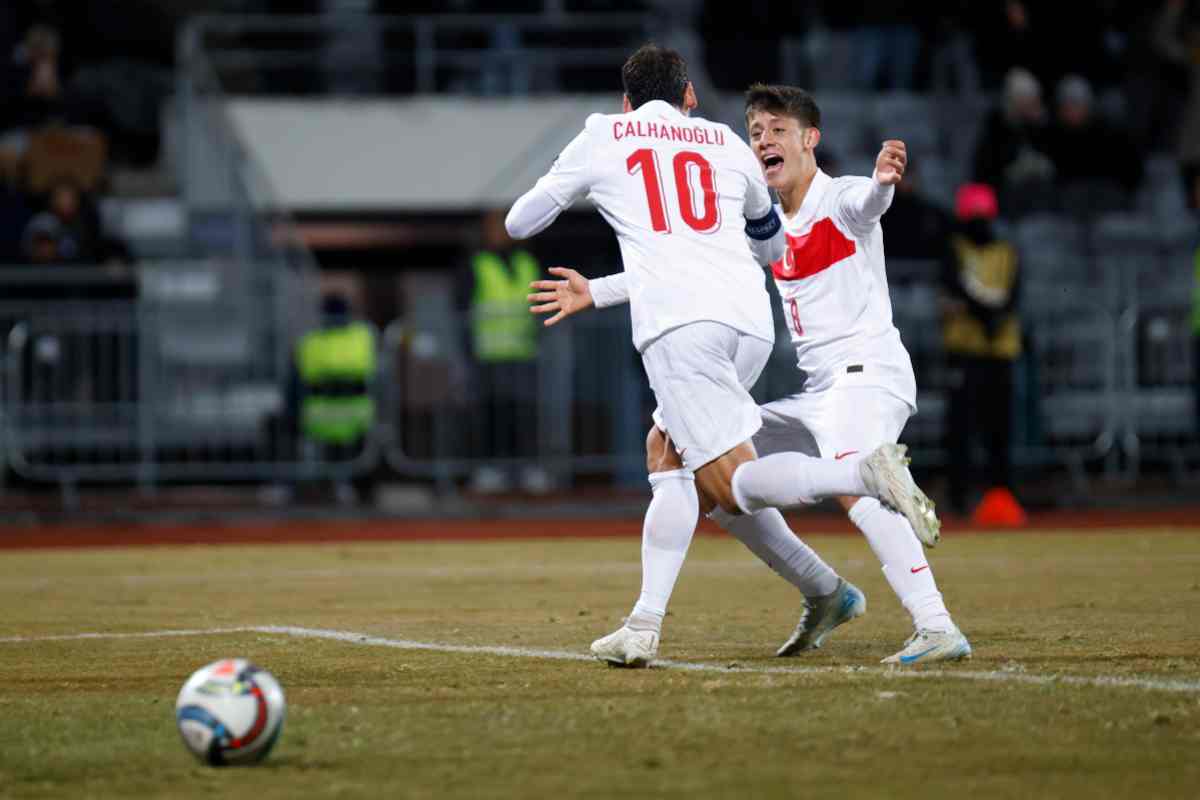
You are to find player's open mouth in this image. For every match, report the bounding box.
[762,154,784,178]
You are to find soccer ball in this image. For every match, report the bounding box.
[175,658,286,765]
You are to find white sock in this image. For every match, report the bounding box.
[731,452,869,513]
[628,469,699,633]
[709,507,840,597]
[848,497,953,631]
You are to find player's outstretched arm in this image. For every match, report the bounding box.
[839,140,905,232]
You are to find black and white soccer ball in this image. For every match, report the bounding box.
[175,658,286,766]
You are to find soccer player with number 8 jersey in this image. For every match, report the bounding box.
[509,45,953,667]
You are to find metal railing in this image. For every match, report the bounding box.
[177,11,323,402]
[183,13,655,97]
[1117,302,1200,481]
[380,307,649,491]
[5,307,380,493]
[3,297,1197,499]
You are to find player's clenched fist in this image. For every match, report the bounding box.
[875,140,907,186]
[528,266,594,327]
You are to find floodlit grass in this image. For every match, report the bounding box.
[1,529,1198,799]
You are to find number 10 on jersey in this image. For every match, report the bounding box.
[627,149,721,234]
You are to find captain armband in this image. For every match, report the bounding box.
[745,207,782,240]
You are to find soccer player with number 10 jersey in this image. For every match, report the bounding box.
[510,45,960,667]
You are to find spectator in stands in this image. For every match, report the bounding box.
[21,212,64,264]
[44,179,98,261]
[971,67,1055,217]
[940,183,1026,524]
[1044,74,1143,211]
[17,178,128,266]
[967,2,1132,93]
[964,1,1039,91]
[461,208,548,494]
[0,25,67,152]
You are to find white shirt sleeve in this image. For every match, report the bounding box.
[836,172,894,236]
[505,126,593,240]
[588,273,629,308]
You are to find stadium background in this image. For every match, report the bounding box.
[2,3,1199,798]
[2,0,1197,523]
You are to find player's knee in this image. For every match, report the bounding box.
[645,426,683,474]
[644,427,664,473]
[697,468,742,516]
[706,476,741,515]
[713,487,741,516]
[836,495,861,513]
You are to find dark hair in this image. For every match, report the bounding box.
[621,44,689,110]
[744,83,821,129]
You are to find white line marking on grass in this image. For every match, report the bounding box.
[0,627,259,644]
[257,626,597,664]
[4,625,1199,695]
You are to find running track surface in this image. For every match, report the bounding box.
[0,508,1197,550]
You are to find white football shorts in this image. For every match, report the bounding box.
[642,321,772,471]
[755,383,914,461]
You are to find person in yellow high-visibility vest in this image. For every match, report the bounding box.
[940,184,1025,525]
[465,209,547,493]
[472,248,540,363]
[295,293,376,456]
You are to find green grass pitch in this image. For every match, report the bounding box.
[1,528,1198,799]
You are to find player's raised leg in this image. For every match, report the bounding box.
[727,441,933,542]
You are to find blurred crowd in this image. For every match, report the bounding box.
[702,0,1200,213]
[237,1,1200,213]
[0,1,178,267]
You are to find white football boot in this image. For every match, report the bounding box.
[881,626,972,665]
[590,625,659,668]
[776,578,867,656]
[859,443,941,548]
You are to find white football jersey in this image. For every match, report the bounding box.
[527,100,775,351]
[770,169,915,405]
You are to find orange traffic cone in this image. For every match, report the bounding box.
[971,486,1028,527]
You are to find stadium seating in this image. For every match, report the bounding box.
[870,92,940,157]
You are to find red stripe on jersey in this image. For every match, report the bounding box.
[770,217,856,281]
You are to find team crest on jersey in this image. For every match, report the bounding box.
[771,217,856,281]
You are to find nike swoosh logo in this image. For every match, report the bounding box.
[910,565,930,574]
[834,450,859,460]
[899,646,939,664]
